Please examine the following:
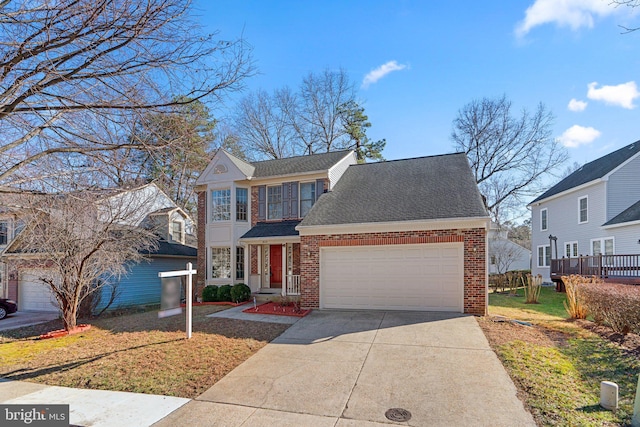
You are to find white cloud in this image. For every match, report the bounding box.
[515,0,616,37]
[557,125,601,148]
[568,99,588,112]
[361,60,407,89]
[587,81,640,109]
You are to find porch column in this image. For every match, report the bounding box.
[243,243,250,287]
[281,243,286,296]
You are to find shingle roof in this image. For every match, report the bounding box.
[531,140,640,204]
[251,150,352,178]
[299,153,488,227]
[603,200,640,226]
[241,220,301,239]
[147,240,197,257]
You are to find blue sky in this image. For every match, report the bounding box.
[194,1,640,168]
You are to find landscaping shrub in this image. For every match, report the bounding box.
[216,284,233,302]
[202,285,219,302]
[523,274,543,304]
[230,283,251,303]
[561,275,600,320]
[581,282,640,335]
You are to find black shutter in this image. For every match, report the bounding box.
[282,182,291,219]
[257,186,266,220]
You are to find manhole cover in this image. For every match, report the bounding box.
[385,408,412,422]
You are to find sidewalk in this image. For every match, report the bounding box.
[0,380,189,427]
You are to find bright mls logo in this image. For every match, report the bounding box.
[1,404,69,426]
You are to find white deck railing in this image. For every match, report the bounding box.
[285,274,301,296]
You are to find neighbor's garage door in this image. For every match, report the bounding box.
[19,269,59,312]
[320,243,463,312]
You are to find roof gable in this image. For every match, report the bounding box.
[603,199,640,227]
[196,150,254,185]
[299,153,488,227]
[531,140,640,204]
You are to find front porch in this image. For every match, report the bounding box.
[245,242,301,297]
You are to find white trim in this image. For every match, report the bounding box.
[528,179,601,206]
[239,236,300,244]
[578,196,588,224]
[564,241,579,258]
[248,171,326,185]
[603,218,640,229]
[537,245,551,268]
[540,208,548,231]
[603,149,640,180]
[590,237,615,256]
[297,217,490,236]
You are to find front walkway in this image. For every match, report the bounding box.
[206,303,301,324]
[156,310,536,427]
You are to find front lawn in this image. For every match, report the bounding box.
[0,306,289,398]
[481,287,640,426]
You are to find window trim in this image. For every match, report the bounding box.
[299,181,316,218]
[211,188,231,222]
[537,245,551,268]
[267,185,283,220]
[236,187,248,222]
[590,237,615,256]
[0,220,8,246]
[170,219,184,244]
[235,246,245,281]
[540,208,548,231]
[578,196,588,224]
[564,241,578,258]
[210,247,231,279]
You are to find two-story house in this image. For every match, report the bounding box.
[529,140,640,283]
[0,183,197,312]
[195,149,490,315]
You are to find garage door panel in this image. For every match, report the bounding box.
[19,269,60,312]
[321,243,463,312]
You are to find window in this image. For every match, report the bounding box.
[540,208,548,231]
[299,182,316,217]
[236,247,245,280]
[490,255,497,265]
[591,238,614,256]
[579,196,588,224]
[211,189,231,221]
[564,241,578,258]
[236,188,248,221]
[267,186,282,219]
[210,247,231,278]
[170,220,184,244]
[537,245,551,267]
[0,221,7,245]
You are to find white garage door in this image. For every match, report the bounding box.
[320,243,464,312]
[19,269,59,312]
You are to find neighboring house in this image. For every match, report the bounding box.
[529,140,640,282]
[0,184,197,312]
[195,150,490,315]
[488,224,531,274]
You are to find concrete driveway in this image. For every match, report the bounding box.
[0,310,59,331]
[155,311,535,427]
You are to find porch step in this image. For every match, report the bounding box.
[251,293,282,304]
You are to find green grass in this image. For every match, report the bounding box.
[490,286,568,319]
[482,287,640,426]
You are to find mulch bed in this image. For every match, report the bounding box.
[243,301,311,317]
[40,324,91,340]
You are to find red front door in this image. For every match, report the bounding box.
[270,245,282,288]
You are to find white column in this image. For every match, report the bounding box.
[243,243,250,286]
[281,243,286,296]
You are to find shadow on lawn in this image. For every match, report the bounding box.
[1,338,183,382]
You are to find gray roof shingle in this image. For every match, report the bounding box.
[241,220,301,239]
[251,150,352,178]
[603,200,640,226]
[299,153,488,227]
[146,240,197,257]
[531,140,640,204]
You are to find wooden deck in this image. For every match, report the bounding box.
[551,254,640,288]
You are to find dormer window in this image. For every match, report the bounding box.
[170,220,184,244]
[0,221,8,245]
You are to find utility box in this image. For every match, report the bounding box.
[600,381,618,410]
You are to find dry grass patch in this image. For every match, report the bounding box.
[0,306,289,398]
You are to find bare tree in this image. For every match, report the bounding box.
[6,188,160,330]
[451,95,568,223]
[490,236,528,274]
[612,1,640,32]
[0,0,252,190]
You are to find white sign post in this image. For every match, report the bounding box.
[158,262,197,339]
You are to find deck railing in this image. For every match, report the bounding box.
[285,274,301,296]
[551,254,640,281]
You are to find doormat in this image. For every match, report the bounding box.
[243,301,311,317]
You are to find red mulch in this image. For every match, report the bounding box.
[243,302,311,317]
[40,324,91,340]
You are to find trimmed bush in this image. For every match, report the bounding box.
[230,283,251,303]
[202,285,219,302]
[561,275,600,319]
[216,284,233,302]
[581,282,640,335]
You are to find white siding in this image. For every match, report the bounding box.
[531,182,607,281]
[607,154,640,221]
[608,224,640,254]
[328,152,357,190]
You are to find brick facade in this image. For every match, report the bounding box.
[300,228,487,315]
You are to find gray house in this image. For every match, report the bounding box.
[529,140,640,282]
